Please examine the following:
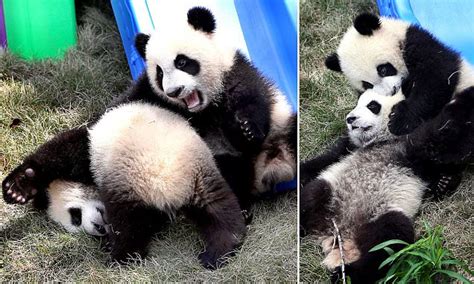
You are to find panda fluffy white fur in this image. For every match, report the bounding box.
[319,12,474,196]
[301,87,474,283]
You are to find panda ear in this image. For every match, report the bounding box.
[354,13,381,36]
[325,53,342,72]
[135,33,150,59]
[187,7,216,34]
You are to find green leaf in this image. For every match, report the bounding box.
[436,270,472,284]
[370,240,409,252]
[383,247,395,255]
[406,251,434,263]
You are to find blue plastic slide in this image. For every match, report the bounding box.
[110,0,297,192]
[377,0,474,64]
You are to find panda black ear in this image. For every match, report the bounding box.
[325,53,342,72]
[354,13,381,36]
[135,33,150,59]
[187,7,216,34]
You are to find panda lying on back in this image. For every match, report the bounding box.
[301,87,474,283]
[305,13,474,196]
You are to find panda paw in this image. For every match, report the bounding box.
[235,114,265,144]
[388,101,421,135]
[427,173,463,200]
[2,164,41,205]
[198,250,231,270]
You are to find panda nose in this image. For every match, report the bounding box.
[166,86,184,98]
[346,116,357,124]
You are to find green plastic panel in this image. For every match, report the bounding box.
[3,0,77,60]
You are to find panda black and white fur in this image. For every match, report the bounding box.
[123,6,296,205]
[301,87,474,283]
[322,13,474,196]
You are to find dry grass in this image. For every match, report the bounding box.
[299,0,473,282]
[0,6,297,282]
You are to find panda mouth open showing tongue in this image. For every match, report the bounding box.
[182,90,202,110]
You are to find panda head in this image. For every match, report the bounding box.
[67,200,108,237]
[325,13,409,93]
[134,7,236,112]
[346,88,404,147]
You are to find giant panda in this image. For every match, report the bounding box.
[124,6,297,204]
[3,101,246,268]
[300,86,474,283]
[322,12,474,195]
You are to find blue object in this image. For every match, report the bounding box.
[377,0,474,64]
[110,0,297,192]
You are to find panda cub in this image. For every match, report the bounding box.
[89,102,245,267]
[322,12,474,195]
[125,6,296,205]
[3,101,246,268]
[325,13,474,135]
[300,87,474,283]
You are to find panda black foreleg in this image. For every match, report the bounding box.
[214,153,255,213]
[185,172,246,269]
[405,87,474,167]
[332,211,415,284]
[101,195,170,264]
[300,135,355,186]
[2,126,93,208]
[300,178,334,237]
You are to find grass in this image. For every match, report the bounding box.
[299,0,474,282]
[0,5,297,282]
[371,224,473,283]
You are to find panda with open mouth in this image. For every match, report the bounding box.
[116,6,297,207]
[301,86,474,283]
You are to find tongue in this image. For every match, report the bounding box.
[184,91,200,109]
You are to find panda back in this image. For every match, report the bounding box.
[88,102,215,211]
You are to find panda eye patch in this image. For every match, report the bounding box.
[377,63,397,77]
[367,100,381,114]
[362,81,374,90]
[175,54,200,75]
[156,65,164,91]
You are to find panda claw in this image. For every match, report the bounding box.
[11,192,16,198]
[25,168,35,178]
[7,189,12,195]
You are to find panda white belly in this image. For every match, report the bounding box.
[319,141,425,235]
[88,102,216,213]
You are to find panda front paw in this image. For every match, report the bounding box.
[235,114,265,145]
[198,249,233,270]
[388,101,421,135]
[2,163,42,204]
[427,173,463,200]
